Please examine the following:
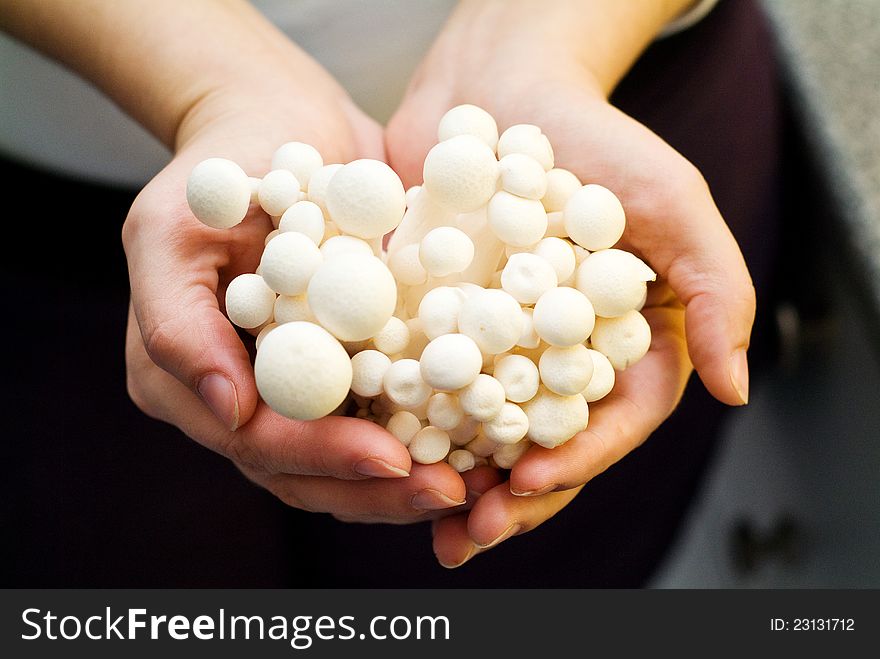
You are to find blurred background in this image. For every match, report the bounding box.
[1,0,877,587]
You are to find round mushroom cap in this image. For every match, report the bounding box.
[564,184,626,250]
[273,293,315,324]
[383,358,433,408]
[482,402,530,445]
[419,333,483,391]
[538,344,595,396]
[308,254,397,341]
[350,349,392,397]
[372,316,410,355]
[326,159,406,239]
[497,124,554,170]
[582,349,616,402]
[385,410,422,447]
[517,307,541,349]
[418,286,468,340]
[419,226,475,277]
[423,134,499,213]
[532,287,596,347]
[532,237,576,283]
[458,288,524,355]
[447,449,477,473]
[438,104,499,150]
[388,243,428,286]
[225,273,276,329]
[260,231,323,295]
[427,393,465,430]
[498,153,548,200]
[186,158,251,229]
[258,169,302,216]
[492,439,531,469]
[501,252,558,304]
[493,354,540,403]
[542,168,582,212]
[590,310,652,370]
[319,235,375,261]
[306,163,343,215]
[271,141,324,189]
[575,248,656,318]
[278,200,325,245]
[488,191,548,247]
[408,426,451,464]
[255,321,352,420]
[254,322,279,350]
[458,374,506,422]
[522,386,589,448]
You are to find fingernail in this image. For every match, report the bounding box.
[411,489,466,511]
[728,348,750,405]
[354,458,410,478]
[197,373,239,431]
[510,484,556,497]
[438,544,476,569]
[475,523,521,549]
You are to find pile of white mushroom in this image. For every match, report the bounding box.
[187,105,655,472]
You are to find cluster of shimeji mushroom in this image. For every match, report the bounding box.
[186,105,654,472]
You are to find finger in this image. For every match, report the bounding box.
[508,305,690,495]
[385,80,450,188]
[126,315,412,479]
[263,462,467,523]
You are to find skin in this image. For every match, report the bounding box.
[2,0,754,566]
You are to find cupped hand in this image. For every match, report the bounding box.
[386,8,755,565]
[122,78,475,522]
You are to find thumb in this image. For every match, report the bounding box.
[385,81,451,189]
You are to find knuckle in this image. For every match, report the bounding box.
[142,315,187,375]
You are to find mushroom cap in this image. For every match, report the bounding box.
[278,200,325,245]
[270,141,324,189]
[254,322,279,350]
[542,168,582,212]
[482,402,530,445]
[575,248,655,317]
[458,288,524,355]
[264,229,280,246]
[544,211,568,239]
[186,158,251,229]
[371,316,410,355]
[582,348,616,402]
[427,392,465,430]
[419,333,483,391]
[532,237,576,283]
[564,184,626,250]
[326,159,406,239]
[493,354,541,403]
[306,163,343,216]
[405,185,422,208]
[273,293,315,324]
[258,169,302,217]
[466,432,500,457]
[590,310,652,370]
[308,254,397,341]
[260,231,323,296]
[488,191,548,247]
[254,321,352,420]
[501,252,558,304]
[388,243,428,286]
[423,134,499,213]
[532,286,596,347]
[437,104,499,150]
[447,449,477,473]
[408,426,451,464]
[448,415,481,446]
[401,318,431,360]
[458,373,507,422]
[319,235,375,261]
[383,358,433,408]
[225,273,276,329]
[522,386,589,448]
[419,226,475,277]
[498,153,548,200]
[492,439,531,469]
[350,349,393,397]
[538,344,595,396]
[516,308,541,349]
[497,124,554,170]
[386,410,422,447]
[418,286,467,340]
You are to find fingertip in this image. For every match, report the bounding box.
[432,514,476,569]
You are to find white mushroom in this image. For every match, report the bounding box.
[350,349,392,397]
[531,237,576,283]
[522,386,589,449]
[386,410,422,447]
[564,184,626,250]
[582,349,616,402]
[264,229,280,245]
[458,374,507,422]
[437,104,499,150]
[278,200,325,245]
[575,248,656,318]
[590,310,652,370]
[426,393,465,430]
[270,142,324,189]
[325,159,406,239]
[517,308,541,349]
[260,231,323,295]
[254,322,279,350]
[186,158,251,229]
[482,402,530,445]
[419,226,475,277]
[466,432,500,458]
[383,358,433,408]
[493,354,540,403]
[542,168,582,212]
[248,176,261,204]
[538,344,595,396]
[254,321,352,420]
[401,318,431,360]
[418,286,467,340]
[544,211,568,238]
[487,191,548,247]
[308,254,397,341]
[319,235,375,261]
[447,449,477,473]
[419,333,483,391]
[258,169,302,217]
[422,134,499,213]
[448,415,481,446]
[457,288,523,355]
[496,124,554,171]
[371,316,410,355]
[408,426,451,465]
[498,153,547,200]
[274,293,315,324]
[492,439,532,469]
[388,243,428,286]
[532,287,595,347]
[405,185,422,208]
[306,163,343,216]
[225,273,276,329]
[500,252,558,304]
